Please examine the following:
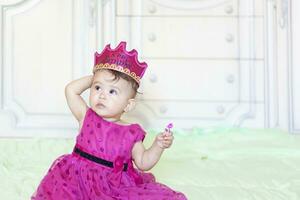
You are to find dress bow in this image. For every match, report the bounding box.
[108,157,146,188]
[107,156,124,188]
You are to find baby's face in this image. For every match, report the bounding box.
[89,70,135,119]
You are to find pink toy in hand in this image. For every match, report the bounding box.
[165,123,173,132]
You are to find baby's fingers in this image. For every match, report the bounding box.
[156,134,164,141]
[163,134,174,141]
[162,140,173,148]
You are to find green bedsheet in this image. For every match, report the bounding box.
[1,128,300,200]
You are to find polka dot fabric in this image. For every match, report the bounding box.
[32,108,187,200]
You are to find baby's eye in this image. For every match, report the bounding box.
[95,85,101,91]
[109,89,118,95]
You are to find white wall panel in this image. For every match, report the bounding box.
[0,0,88,137]
[12,0,72,113]
[141,59,239,101]
[239,17,264,59]
[289,0,300,132]
[142,17,238,58]
[117,0,264,129]
[1,0,298,136]
[117,0,264,16]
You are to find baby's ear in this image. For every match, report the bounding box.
[124,98,136,112]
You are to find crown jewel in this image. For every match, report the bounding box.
[93,41,148,84]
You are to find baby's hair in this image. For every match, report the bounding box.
[94,69,140,97]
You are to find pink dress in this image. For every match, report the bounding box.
[32,108,187,200]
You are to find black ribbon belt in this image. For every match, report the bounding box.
[73,147,128,171]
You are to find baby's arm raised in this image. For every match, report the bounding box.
[65,75,93,122]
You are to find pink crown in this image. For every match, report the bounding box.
[93,41,148,84]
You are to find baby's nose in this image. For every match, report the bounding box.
[99,91,106,99]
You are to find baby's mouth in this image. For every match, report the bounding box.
[96,103,105,109]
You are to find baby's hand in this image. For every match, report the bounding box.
[155,128,174,149]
